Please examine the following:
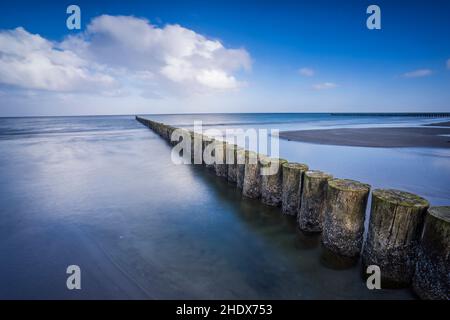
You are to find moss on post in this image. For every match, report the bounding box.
[322,179,370,258]
[413,206,450,299]
[260,157,288,206]
[162,125,170,141]
[203,137,216,171]
[167,126,176,145]
[214,140,227,178]
[242,151,261,199]
[236,148,246,189]
[188,131,195,164]
[226,143,238,183]
[298,170,333,232]
[362,189,429,288]
[281,162,309,216]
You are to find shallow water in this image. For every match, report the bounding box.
[0,114,447,299]
[153,113,450,205]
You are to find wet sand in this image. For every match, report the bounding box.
[425,121,450,127]
[280,127,450,148]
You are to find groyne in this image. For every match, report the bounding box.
[136,115,449,300]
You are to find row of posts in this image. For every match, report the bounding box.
[136,116,449,300]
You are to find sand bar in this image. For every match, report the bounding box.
[425,121,450,127]
[279,127,450,148]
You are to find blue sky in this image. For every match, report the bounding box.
[0,0,449,116]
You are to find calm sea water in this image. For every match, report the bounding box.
[0,114,448,299]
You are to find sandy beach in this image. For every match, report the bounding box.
[279,126,450,148]
[425,121,450,127]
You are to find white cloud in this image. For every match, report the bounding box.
[313,82,337,90]
[0,27,118,93]
[0,15,251,97]
[195,69,239,89]
[62,15,251,94]
[402,69,432,78]
[299,67,314,77]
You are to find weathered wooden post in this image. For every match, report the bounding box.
[282,162,309,215]
[165,125,172,141]
[191,132,203,165]
[201,135,211,166]
[362,189,429,287]
[170,126,182,146]
[298,170,333,232]
[214,140,227,178]
[322,179,370,258]
[176,128,191,161]
[203,137,216,171]
[226,143,237,183]
[156,123,162,136]
[413,206,449,300]
[167,126,174,142]
[172,127,181,146]
[236,148,246,189]
[188,131,194,163]
[242,151,261,198]
[260,157,288,206]
[161,125,169,141]
[166,125,175,145]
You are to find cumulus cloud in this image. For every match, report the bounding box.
[0,15,251,97]
[63,15,251,93]
[402,69,432,78]
[0,27,118,93]
[299,67,314,77]
[313,82,337,90]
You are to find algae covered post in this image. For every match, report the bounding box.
[260,157,288,207]
[204,137,216,171]
[236,148,246,190]
[201,135,213,167]
[281,162,309,216]
[226,143,238,183]
[242,151,261,199]
[362,189,429,288]
[214,140,228,178]
[322,179,370,258]
[413,206,450,299]
[297,170,333,232]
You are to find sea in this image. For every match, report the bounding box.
[0,113,449,299]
